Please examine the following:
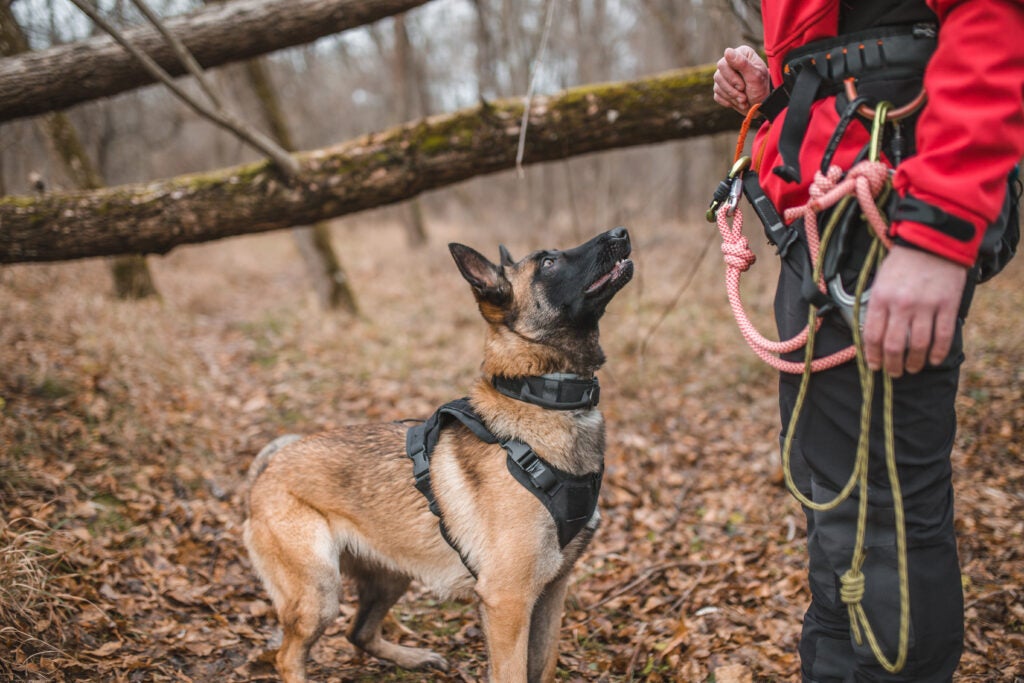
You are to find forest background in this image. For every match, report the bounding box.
[1,0,1021,680]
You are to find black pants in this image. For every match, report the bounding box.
[775,257,966,682]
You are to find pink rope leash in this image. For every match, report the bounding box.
[716,161,891,374]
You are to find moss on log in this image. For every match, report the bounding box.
[0,66,741,264]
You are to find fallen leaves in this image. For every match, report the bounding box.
[1,224,1021,681]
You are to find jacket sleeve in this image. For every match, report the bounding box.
[890,0,1024,267]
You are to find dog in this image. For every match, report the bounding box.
[243,227,633,682]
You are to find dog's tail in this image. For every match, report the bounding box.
[246,434,303,500]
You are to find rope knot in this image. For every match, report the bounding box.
[721,235,756,271]
[848,160,889,196]
[809,165,844,200]
[716,207,757,272]
[840,569,865,605]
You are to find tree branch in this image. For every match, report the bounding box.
[0,66,742,264]
[66,0,299,177]
[127,0,223,108]
[0,0,434,123]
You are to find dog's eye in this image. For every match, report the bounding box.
[541,256,556,269]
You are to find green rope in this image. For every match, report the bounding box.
[779,101,911,674]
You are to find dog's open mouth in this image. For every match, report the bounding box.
[585,258,634,296]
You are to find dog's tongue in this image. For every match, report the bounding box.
[585,260,626,293]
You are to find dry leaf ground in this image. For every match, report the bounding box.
[1,212,1021,681]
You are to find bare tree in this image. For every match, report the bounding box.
[471,0,499,100]
[242,56,359,313]
[0,0,158,299]
[392,14,428,246]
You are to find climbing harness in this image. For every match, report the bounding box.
[405,384,604,576]
[760,22,937,184]
[712,96,912,672]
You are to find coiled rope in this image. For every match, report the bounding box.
[716,101,910,673]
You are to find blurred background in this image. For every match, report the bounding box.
[2,0,760,239]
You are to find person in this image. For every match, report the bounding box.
[711,1,1023,681]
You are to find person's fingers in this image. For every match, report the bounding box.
[859,246,967,376]
[713,64,747,112]
[722,49,750,89]
[904,311,933,374]
[928,303,958,367]
[725,46,770,106]
[713,87,746,112]
[863,298,888,371]
[881,305,911,377]
[715,57,744,95]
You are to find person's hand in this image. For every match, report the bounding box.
[862,246,969,377]
[713,46,771,114]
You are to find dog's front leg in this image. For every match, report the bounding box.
[526,572,572,683]
[476,575,535,682]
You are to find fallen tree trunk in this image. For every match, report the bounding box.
[0,66,740,264]
[0,0,432,123]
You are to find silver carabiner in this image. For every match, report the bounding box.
[827,275,871,331]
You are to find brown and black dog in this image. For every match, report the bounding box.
[243,228,633,682]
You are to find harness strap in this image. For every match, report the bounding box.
[742,170,797,256]
[773,66,822,184]
[406,398,489,577]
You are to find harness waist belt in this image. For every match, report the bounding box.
[781,23,936,97]
[767,23,936,184]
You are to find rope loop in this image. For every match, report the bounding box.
[840,569,866,604]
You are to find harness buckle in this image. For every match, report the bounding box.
[504,440,559,493]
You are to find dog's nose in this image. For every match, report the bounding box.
[609,226,628,241]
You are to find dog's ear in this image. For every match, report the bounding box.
[449,243,512,308]
[498,244,515,267]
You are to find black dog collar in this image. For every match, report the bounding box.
[491,373,600,410]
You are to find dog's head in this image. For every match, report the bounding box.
[449,228,633,376]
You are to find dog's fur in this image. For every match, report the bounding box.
[243,228,633,682]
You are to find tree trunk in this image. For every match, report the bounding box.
[1,1,159,298]
[392,13,428,247]
[0,66,742,264]
[242,57,359,313]
[0,0,434,124]
[472,0,498,99]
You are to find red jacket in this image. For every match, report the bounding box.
[754,0,1024,267]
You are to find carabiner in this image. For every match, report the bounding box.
[707,156,752,221]
[868,101,892,163]
[707,156,751,221]
[843,78,925,122]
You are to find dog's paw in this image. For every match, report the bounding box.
[378,643,449,672]
[418,651,449,672]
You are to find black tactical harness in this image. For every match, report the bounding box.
[405,376,603,576]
